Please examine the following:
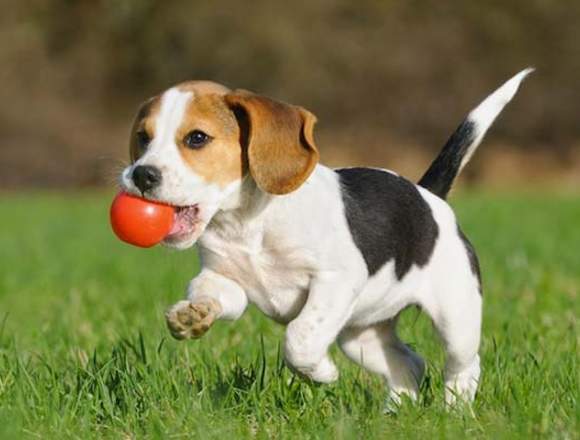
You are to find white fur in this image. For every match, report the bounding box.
[460,68,534,170]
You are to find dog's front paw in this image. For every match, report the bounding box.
[165,299,221,340]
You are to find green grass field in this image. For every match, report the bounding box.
[0,191,578,439]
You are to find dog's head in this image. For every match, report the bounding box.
[119,81,319,249]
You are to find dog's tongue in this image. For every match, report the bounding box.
[168,216,186,236]
[168,206,199,237]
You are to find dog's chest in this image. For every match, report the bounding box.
[200,229,315,323]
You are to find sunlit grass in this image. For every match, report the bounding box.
[0,190,578,438]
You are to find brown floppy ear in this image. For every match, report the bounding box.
[224,90,319,195]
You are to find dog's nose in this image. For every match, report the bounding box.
[132,165,162,194]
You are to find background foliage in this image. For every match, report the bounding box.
[2,0,579,187]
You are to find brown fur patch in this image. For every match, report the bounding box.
[129,96,161,162]
[177,80,231,96]
[176,92,246,188]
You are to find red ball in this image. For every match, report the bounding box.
[110,192,175,248]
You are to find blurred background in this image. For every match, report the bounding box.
[1,0,579,189]
[2,3,579,436]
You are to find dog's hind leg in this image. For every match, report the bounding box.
[423,281,482,406]
[338,319,425,409]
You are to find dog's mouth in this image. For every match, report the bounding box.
[164,204,202,243]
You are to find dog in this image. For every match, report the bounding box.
[119,68,532,407]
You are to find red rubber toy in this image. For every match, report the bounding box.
[110,192,175,248]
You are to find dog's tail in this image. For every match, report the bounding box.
[418,68,534,199]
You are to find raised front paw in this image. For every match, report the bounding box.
[165,299,221,340]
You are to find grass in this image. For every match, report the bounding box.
[0,190,578,439]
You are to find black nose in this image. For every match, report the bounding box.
[132,165,162,193]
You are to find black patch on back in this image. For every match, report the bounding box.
[337,168,439,279]
[418,119,476,199]
[457,226,482,294]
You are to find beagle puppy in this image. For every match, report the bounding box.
[119,69,532,407]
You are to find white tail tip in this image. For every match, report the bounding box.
[460,68,534,169]
[469,67,535,124]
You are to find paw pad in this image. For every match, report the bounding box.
[165,300,218,340]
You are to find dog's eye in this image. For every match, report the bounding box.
[136,130,150,150]
[184,130,211,149]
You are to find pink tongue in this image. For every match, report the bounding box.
[167,206,198,236]
[169,214,187,235]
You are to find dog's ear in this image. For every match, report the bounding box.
[224,90,319,195]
